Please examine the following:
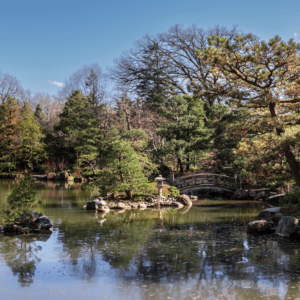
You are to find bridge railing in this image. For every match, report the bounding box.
[172,173,237,190]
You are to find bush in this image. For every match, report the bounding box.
[168,186,180,197]
[2,177,40,223]
[280,187,300,206]
[38,164,52,174]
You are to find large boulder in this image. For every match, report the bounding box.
[257,207,281,223]
[231,189,249,200]
[139,203,147,209]
[247,220,273,234]
[66,176,74,182]
[97,206,110,213]
[116,202,125,209]
[170,202,184,208]
[256,191,265,199]
[86,199,100,210]
[60,172,69,180]
[275,216,299,238]
[190,196,198,201]
[176,195,192,206]
[265,194,285,203]
[34,213,53,229]
[249,190,256,199]
[47,172,56,180]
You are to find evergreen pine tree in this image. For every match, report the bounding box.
[19,102,46,171]
[55,90,102,174]
[0,97,20,172]
[3,177,39,223]
[97,140,153,199]
[157,95,206,172]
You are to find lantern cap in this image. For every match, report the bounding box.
[155,174,166,181]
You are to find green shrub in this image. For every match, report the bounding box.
[280,187,300,206]
[38,164,52,174]
[2,177,40,223]
[168,186,180,197]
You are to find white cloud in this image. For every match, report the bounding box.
[294,33,298,38]
[48,80,65,88]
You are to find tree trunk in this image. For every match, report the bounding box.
[178,158,184,174]
[125,190,132,200]
[284,146,300,186]
[269,102,300,186]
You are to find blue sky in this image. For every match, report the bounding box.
[1,0,299,94]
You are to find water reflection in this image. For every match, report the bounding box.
[1,181,300,299]
[0,234,50,286]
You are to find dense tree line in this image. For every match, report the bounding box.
[0,25,300,192]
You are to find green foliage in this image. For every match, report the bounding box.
[96,140,154,199]
[55,90,102,174]
[157,95,206,172]
[37,164,52,174]
[2,177,40,223]
[19,102,46,170]
[168,186,180,197]
[280,187,300,205]
[0,97,20,172]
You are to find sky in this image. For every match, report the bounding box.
[0,0,300,94]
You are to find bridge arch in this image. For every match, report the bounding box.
[170,173,238,194]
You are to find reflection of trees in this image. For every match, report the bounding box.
[0,235,49,286]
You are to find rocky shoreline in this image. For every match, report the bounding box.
[84,194,195,213]
[0,212,53,235]
[247,207,299,239]
[231,188,285,202]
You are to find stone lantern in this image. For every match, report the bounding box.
[155,174,166,197]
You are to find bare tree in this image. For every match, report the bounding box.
[0,71,22,104]
[110,25,254,109]
[58,63,108,105]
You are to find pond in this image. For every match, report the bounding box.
[0,180,300,299]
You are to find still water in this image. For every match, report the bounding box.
[0,180,300,300]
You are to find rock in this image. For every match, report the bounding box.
[116,202,125,209]
[139,203,147,209]
[249,190,256,199]
[257,191,265,199]
[87,177,94,182]
[97,206,110,213]
[98,200,107,206]
[265,194,285,203]
[35,213,53,229]
[66,176,74,182]
[47,172,56,180]
[60,172,69,180]
[86,200,100,210]
[190,196,198,201]
[74,177,87,183]
[273,212,284,223]
[176,195,192,206]
[247,220,273,234]
[170,202,184,208]
[231,189,249,200]
[4,224,17,233]
[131,203,139,209]
[275,216,299,238]
[16,227,29,233]
[257,207,281,222]
[0,225,3,231]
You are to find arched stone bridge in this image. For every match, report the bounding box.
[169,173,238,194]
